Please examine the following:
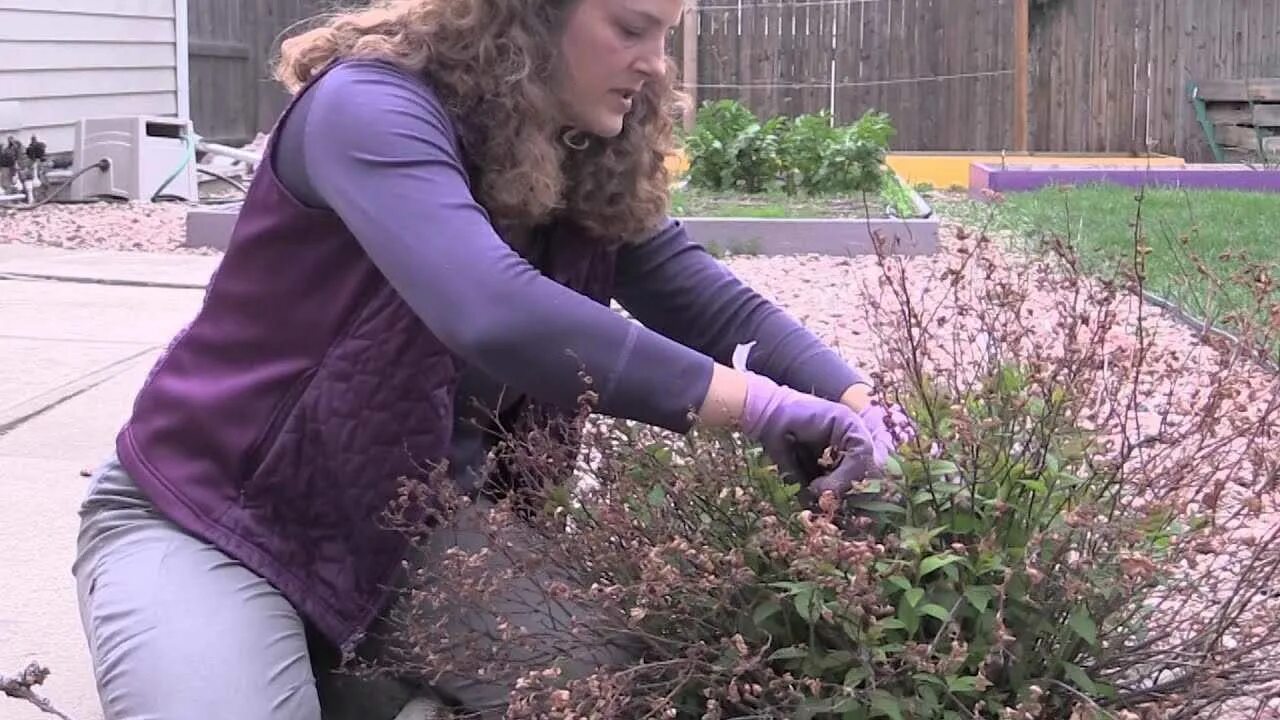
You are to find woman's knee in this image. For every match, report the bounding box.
[73,460,322,720]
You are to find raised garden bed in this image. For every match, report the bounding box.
[672,173,939,257]
[186,178,941,256]
[671,187,914,219]
[970,162,1280,196]
[187,100,942,256]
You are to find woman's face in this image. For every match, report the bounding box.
[555,0,683,138]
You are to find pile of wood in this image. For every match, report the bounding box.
[1192,78,1280,163]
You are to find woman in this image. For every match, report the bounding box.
[71,0,901,717]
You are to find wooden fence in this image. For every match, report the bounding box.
[188,0,1280,158]
[686,0,1016,152]
[1030,0,1280,160]
[679,0,1280,159]
[188,0,359,144]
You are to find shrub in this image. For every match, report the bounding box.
[683,100,761,192]
[683,100,896,198]
[809,110,895,196]
[777,111,838,195]
[361,203,1280,719]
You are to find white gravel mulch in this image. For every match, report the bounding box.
[0,200,218,255]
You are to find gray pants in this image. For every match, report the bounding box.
[72,456,634,720]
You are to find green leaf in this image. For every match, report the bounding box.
[887,575,912,592]
[975,553,1007,575]
[947,675,980,693]
[877,642,906,657]
[927,459,960,476]
[920,603,952,621]
[1063,662,1098,694]
[1094,681,1119,699]
[1045,452,1061,474]
[770,580,814,594]
[844,666,870,689]
[898,594,920,635]
[818,650,856,670]
[919,553,962,577]
[964,586,996,613]
[884,454,904,477]
[904,587,925,608]
[645,484,667,506]
[768,646,810,661]
[797,696,859,720]
[752,599,783,626]
[850,500,907,515]
[876,618,907,631]
[1069,605,1099,647]
[928,482,965,497]
[1018,477,1048,494]
[918,686,942,714]
[913,672,946,688]
[869,690,905,720]
[793,588,821,623]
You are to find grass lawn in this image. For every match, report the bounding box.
[943,183,1280,348]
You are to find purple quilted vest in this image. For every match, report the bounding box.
[116,62,618,654]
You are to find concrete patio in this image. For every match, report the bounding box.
[0,243,219,720]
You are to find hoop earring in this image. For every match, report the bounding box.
[561,129,590,150]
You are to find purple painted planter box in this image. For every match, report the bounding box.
[970,163,1280,197]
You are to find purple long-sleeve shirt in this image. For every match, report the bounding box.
[273,60,864,486]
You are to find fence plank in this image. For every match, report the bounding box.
[188,0,1280,155]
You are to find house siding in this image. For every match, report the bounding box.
[0,0,186,155]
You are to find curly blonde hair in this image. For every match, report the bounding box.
[275,0,683,245]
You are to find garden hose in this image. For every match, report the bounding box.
[0,159,127,211]
[150,131,199,203]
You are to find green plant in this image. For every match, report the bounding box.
[683,100,896,199]
[881,172,917,218]
[683,100,790,193]
[366,211,1280,719]
[684,100,759,191]
[810,110,895,196]
[777,111,839,195]
[730,115,789,193]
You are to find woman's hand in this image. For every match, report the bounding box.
[842,383,917,464]
[839,382,875,412]
[736,371,878,501]
[696,345,912,503]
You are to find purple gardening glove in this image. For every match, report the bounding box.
[738,371,878,502]
[855,401,917,465]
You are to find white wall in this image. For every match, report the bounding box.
[0,0,188,155]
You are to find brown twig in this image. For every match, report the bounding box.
[1,662,77,720]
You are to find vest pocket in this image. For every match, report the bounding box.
[242,367,317,489]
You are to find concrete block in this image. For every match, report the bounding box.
[185,202,242,251]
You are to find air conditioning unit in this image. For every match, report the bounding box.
[68,116,197,202]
